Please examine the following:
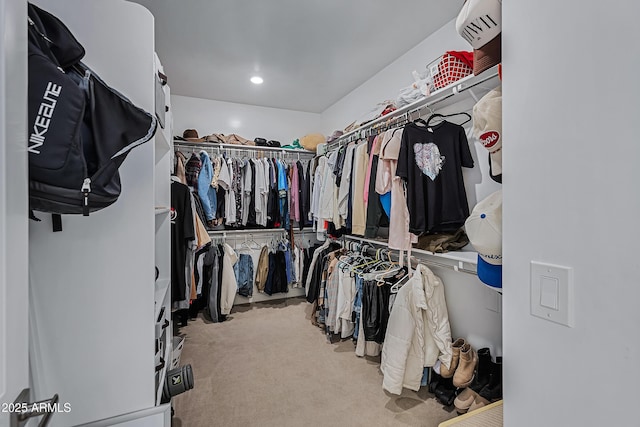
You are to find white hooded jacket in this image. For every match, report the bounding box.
[219,243,239,316]
[380,264,453,395]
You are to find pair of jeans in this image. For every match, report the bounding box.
[234,253,254,297]
[283,243,294,284]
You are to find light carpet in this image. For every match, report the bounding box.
[172,297,457,427]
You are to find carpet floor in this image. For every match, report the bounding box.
[172,297,457,427]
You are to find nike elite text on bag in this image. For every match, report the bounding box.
[27,3,157,229]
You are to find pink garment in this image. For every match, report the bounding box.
[363,135,382,206]
[290,162,299,221]
[375,128,416,250]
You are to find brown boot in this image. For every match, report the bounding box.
[440,338,466,378]
[453,343,478,388]
[468,394,491,412]
[453,388,478,414]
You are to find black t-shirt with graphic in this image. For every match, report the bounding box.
[171,181,195,302]
[396,121,474,235]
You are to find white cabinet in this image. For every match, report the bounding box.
[28,1,171,425]
[153,53,173,407]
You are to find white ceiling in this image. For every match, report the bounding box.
[131,0,463,113]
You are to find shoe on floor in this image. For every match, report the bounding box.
[440,338,465,378]
[453,343,478,388]
[468,393,491,412]
[433,376,458,407]
[478,356,503,402]
[453,387,478,414]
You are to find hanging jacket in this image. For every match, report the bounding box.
[197,150,216,221]
[255,246,270,292]
[380,264,453,395]
[219,243,239,316]
[175,151,188,185]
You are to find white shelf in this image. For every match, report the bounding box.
[155,328,172,406]
[327,65,501,150]
[155,129,172,163]
[343,235,478,275]
[155,207,170,215]
[207,227,314,236]
[154,278,171,320]
[174,140,316,156]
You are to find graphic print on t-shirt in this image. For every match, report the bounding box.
[413,142,445,181]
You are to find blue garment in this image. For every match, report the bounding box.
[380,191,391,218]
[283,244,293,284]
[421,367,430,387]
[277,160,290,229]
[197,151,216,221]
[234,254,254,297]
[277,160,288,192]
[353,275,364,340]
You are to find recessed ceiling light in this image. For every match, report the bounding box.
[250,76,263,85]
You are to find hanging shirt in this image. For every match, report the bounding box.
[261,158,270,226]
[310,156,325,222]
[247,159,257,225]
[290,162,300,222]
[231,159,242,226]
[319,150,338,222]
[241,160,252,225]
[225,158,237,224]
[337,143,356,221]
[197,151,216,221]
[396,121,474,234]
[171,180,195,302]
[218,156,231,222]
[296,160,307,229]
[253,159,265,226]
[363,135,382,206]
[185,153,201,188]
[219,243,239,316]
[375,128,416,250]
[351,141,370,235]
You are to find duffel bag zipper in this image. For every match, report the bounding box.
[81,178,91,216]
[28,17,53,43]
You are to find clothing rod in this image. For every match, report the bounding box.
[326,65,499,151]
[343,235,478,276]
[208,227,314,235]
[174,141,316,156]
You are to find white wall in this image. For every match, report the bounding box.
[172,95,322,145]
[503,2,640,426]
[320,18,470,134]
[0,0,29,424]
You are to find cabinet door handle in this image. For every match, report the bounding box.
[10,388,59,427]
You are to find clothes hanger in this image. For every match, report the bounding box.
[248,234,261,250]
[390,270,411,294]
[425,111,472,128]
[359,248,386,273]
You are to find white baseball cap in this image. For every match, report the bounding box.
[472,85,502,176]
[466,190,502,265]
[456,0,502,75]
[465,190,502,288]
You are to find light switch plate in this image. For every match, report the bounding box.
[530,261,574,327]
[485,288,502,313]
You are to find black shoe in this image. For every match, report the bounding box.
[428,369,442,394]
[434,377,458,406]
[478,356,502,402]
[469,347,492,393]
